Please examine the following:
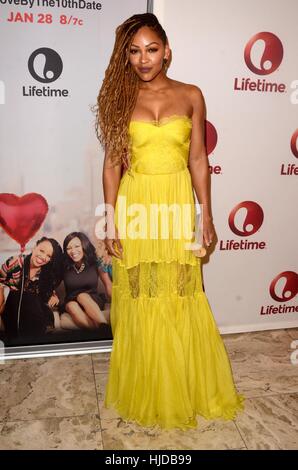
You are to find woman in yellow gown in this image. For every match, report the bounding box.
[94,13,244,430]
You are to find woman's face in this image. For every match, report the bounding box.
[66,237,84,264]
[128,26,169,82]
[31,241,53,268]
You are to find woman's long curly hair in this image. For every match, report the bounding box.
[92,13,168,171]
[63,232,98,271]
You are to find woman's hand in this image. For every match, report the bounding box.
[203,216,216,248]
[48,293,59,308]
[104,225,123,259]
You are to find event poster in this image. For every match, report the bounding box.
[155,0,298,333]
[0,0,149,350]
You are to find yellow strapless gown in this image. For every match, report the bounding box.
[104,115,244,430]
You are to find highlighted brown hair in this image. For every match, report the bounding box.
[92,13,168,171]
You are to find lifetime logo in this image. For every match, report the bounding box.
[220,201,266,251]
[280,129,298,176]
[234,32,286,94]
[23,48,69,98]
[260,271,298,316]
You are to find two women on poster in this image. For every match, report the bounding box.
[0,232,112,341]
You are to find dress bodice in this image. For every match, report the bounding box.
[128,115,192,175]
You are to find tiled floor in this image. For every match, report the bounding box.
[0,328,297,450]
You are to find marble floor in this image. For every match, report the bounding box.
[0,328,297,450]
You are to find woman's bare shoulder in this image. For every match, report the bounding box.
[170,79,204,106]
[186,83,204,100]
[170,78,203,93]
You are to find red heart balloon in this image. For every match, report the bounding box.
[0,193,48,251]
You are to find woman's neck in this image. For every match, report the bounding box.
[139,71,170,92]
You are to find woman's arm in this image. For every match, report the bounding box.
[102,145,123,258]
[98,269,112,299]
[188,86,215,247]
[0,257,11,285]
[0,255,24,288]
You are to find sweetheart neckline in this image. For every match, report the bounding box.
[129,114,192,126]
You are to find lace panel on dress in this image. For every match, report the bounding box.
[115,260,203,299]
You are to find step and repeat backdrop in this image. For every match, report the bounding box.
[0,0,297,358]
[153,0,297,332]
[0,0,149,354]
